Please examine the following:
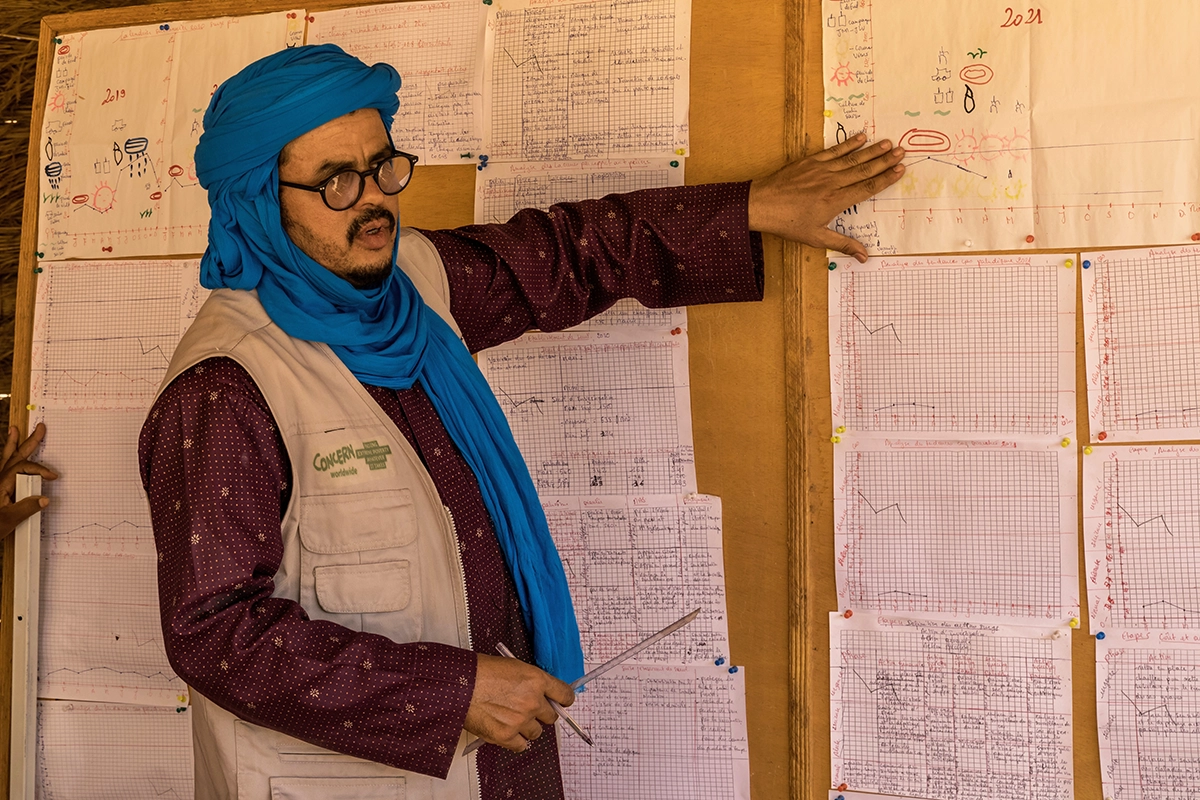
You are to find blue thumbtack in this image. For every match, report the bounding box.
[1096,631,1106,640]
[728,665,738,674]
[160,23,170,30]
[828,262,837,271]
[714,657,725,666]
[1083,260,1091,269]
[837,796,845,800]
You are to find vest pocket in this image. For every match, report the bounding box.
[314,561,411,614]
[269,777,405,799]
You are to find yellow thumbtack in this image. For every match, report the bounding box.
[1061,437,1071,447]
[824,109,834,118]
[1069,618,1080,629]
[836,426,846,434]
[674,147,686,155]
[1084,445,1094,455]
[1064,258,1074,268]
[831,435,841,444]
[25,404,35,411]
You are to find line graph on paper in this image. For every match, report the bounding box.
[1087,246,1200,441]
[836,444,1075,619]
[544,494,728,664]
[1102,457,1200,629]
[38,702,193,798]
[31,261,189,410]
[479,332,695,495]
[559,664,749,800]
[477,166,675,224]
[831,616,1073,800]
[485,0,690,160]
[831,258,1074,435]
[1098,643,1200,800]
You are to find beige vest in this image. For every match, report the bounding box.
[158,230,480,800]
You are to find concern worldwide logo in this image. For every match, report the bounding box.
[312,440,393,479]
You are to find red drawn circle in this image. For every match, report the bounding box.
[57,45,70,55]
[959,64,994,85]
[71,194,89,204]
[168,164,185,178]
[898,128,951,154]
[150,191,163,200]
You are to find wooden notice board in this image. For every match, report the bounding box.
[8,0,799,795]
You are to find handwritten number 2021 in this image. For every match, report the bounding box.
[1002,7,1043,27]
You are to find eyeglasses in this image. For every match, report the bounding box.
[279,150,419,211]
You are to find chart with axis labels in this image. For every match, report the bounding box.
[1083,445,1200,630]
[1097,636,1200,800]
[544,494,728,664]
[559,664,749,800]
[829,254,1076,436]
[479,329,696,496]
[834,438,1078,621]
[1084,245,1200,442]
[831,614,1073,800]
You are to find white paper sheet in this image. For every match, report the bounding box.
[478,328,696,495]
[309,0,487,164]
[38,701,193,798]
[559,663,749,800]
[1097,632,1200,800]
[830,613,1073,800]
[566,299,686,331]
[36,13,304,260]
[1083,244,1200,442]
[473,157,684,223]
[823,0,1200,255]
[545,493,728,664]
[1083,444,1200,632]
[834,437,1078,623]
[483,0,690,161]
[828,254,1076,436]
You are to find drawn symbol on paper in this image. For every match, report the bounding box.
[56,44,69,56]
[1014,100,1027,114]
[931,66,951,82]
[71,194,88,205]
[968,48,988,59]
[836,122,848,145]
[831,63,853,86]
[990,96,1001,113]
[44,161,63,190]
[112,142,124,167]
[124,138,150,179]
[898,129,952,154]
[938,47,949,65]
[111,118,126,132]
[150,191,163,201]
[168,165,185,178]
[964,85,976,114]
[960,64,994,85]
[48,93,65,112]
[92,182,115,213]
[45,137,55,161]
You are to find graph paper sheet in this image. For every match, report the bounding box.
[478,328,696,495]
[829,254,1076,436]
[566,299,686,332]
[559,663,749,800]
[834,437,1078,622]
[544,493,728,664]
[1082,444,1200,632]
[474,157,684,223]
[38,701,193,798]
[1083,245,1200,442]
[823,0,1200,255]
[36,13,304,260]
[1097,633,1200,800]
[830,613,1073,800]
[483,0,690,161]
[309,0,486,164]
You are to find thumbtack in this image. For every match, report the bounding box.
[177,694,188,703]
[1098,431,1108,441]
[714,657,725,666]
[25,404,36,411]
[1052,629,1064,639]
[306,14,315,22]
[483,0,493,5]
[52,37,61,44]
[836,426,846,434]
[176,706,186,713]
[159,23,170,30]
[1064,258,1074,269]
[828,261,838,271]
[33,266,43,274]
[1025,234,1035,243]
[1084,445,1094,455]
[728,665,738,673]
[1061,437,1070,447]
[479,154,489,163]
[831,435,841,444]
[1082,260,1091,269]
[35,251,43,258]
[460,152,473,159]
[1192,233,1200,241]
[824,109,834,118]
[1069,618,1080,629]
[477,165,484,171]
[837,796,845,800]
[964,239,973,248]
[675,148,686,155]
[670,160,679,168]
[1096,631,1106,640]
[843,609,853,619]
[838,784,849,792]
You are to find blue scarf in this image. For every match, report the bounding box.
[194,44,583,683]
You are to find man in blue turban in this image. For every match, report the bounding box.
[139,44,903,799]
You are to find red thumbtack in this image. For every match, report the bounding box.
[1191,233,1200,241]
[1025,235,1035,243]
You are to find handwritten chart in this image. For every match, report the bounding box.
[479,328,696,496]
[823,0,1200,254]
[36,12,304,260]
[834,437,1078,621]
[474,157,683,223]
[830,613,1073,800]
[829,254,1075,436]
[1083,445,1200,631]
[38,701,193,799]
[559,663,749,800]
[309,0,486,164]
[1084,245,1200,442]
[1097,633,1200,800]
[544,493,728,664]
[483,0,690,161]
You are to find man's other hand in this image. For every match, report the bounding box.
[748,133,905,262]
[0,423,57,539]
[464,653,575,753]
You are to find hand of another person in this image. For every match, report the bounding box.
[0,423,57,539]
[464,653,575,753]
[748,133,906,262]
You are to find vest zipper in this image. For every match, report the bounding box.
[444,504,481,800]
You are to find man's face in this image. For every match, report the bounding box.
[278,108,400,290]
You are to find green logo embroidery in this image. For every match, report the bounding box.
[312,440,393,478]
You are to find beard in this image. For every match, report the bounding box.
[280,202,396,290]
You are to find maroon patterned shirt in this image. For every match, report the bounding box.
[138,183,763,797]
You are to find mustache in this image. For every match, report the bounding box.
[347,207,396,244]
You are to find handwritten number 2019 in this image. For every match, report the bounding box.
[1002,7,1043,27]
[102,87,126,106]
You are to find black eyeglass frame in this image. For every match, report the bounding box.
[279,149,420,211]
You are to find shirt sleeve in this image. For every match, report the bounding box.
[418,181,765,352]
[138,357,476,778]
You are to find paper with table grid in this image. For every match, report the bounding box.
[834,437,1078,622]
[829,254,1076,437]
[1084,244,1200,442]
[830,613,1073,800]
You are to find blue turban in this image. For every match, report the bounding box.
[194,44,583,683]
